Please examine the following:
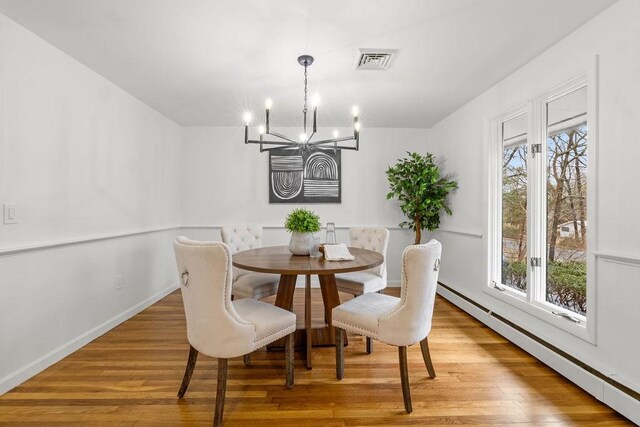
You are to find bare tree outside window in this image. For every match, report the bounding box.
[502,143,528,292]
[545,121,587,315]
[499,87,587,316]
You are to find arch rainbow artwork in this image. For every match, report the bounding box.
[269,149,341,203]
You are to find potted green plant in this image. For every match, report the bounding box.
[284,208,321,255]
[386,152,457,244]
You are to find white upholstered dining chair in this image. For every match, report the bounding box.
[335,227,390,352]
[332,240,442,414]
[173,237,296,427]
[221,224,280,300]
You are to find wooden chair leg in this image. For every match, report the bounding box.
[285,332,294,389]
[177,345,198,398]
[420,337,436,379]
[213,358,228,427]
[366,337,373,354]
[243,353,251,366]
[336,327,344,380]
[398,346,412,414]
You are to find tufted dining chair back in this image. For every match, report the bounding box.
[221,224,263,279]
[349,227,390,279]
[378,240,442,347]
[173,237,255,358]
[221,224,263,253]
[174,237,296,426]
[332,239,442,414]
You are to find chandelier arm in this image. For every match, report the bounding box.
[265,131,299,144]
[259,145,302,152]
[305,131,316,144]
[247,140,298,146]
[315,145,359,151]
[308,136,356,146]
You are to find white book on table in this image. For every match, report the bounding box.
[323,243,355,261]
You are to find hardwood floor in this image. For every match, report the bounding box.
[0,289,631,426]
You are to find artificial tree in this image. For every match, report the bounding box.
[386,152,457,244]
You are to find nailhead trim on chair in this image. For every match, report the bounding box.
[332,320,379,338]
[378,247,411,321]
[252,324,297,350]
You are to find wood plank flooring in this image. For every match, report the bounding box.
[0,289,632,426]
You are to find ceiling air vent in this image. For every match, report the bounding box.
[356,49,398,70]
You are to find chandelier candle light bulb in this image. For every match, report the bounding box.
[265,98,272,133]
[243,111,253,144]
[312,94,320,133]
[242,54,362,152]
[311,94,320,108]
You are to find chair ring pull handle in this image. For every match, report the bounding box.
[434,259,441,271]
[181,269,190,287]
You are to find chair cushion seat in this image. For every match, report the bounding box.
[233,298,296,350]
[332,292,399,338]
[232,272,279,299]
[335,272,385,296]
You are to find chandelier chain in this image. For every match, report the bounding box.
[303,63,308,133]
[303,64,308,114]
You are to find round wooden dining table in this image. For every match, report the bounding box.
[232,245,384,369]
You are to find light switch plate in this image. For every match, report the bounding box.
[3,203,17,224]
[115,274,124,290]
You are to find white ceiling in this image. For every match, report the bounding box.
[0,0,617,128]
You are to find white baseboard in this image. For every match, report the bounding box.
[436,284,640,425]
[0,282,179,396]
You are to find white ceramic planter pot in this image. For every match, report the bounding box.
[289,232,312,255]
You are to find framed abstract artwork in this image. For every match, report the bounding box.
[269,149,341,203]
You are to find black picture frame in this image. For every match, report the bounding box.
[269,148,341,203]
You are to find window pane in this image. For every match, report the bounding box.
[546,87,587,315]
[501,114,527,292]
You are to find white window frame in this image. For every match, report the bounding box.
[485,59,598,344]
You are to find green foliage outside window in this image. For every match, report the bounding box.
[502,260,586,315]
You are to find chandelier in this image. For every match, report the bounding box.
[243,55,361,153]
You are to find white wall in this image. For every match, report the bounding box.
[0,15,181,249]
[427,0,639,421]
[0,14,181,393]
[2,2,638,421]
[180,126,431,282]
